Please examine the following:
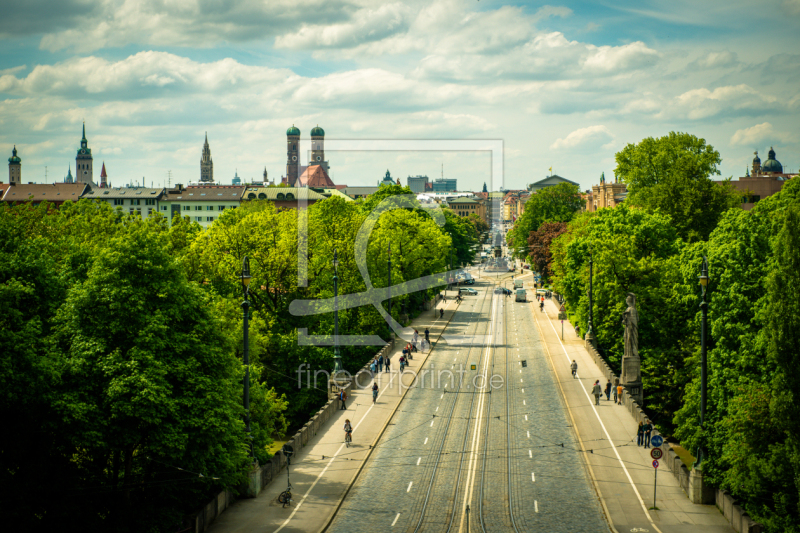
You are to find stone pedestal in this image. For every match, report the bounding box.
[584,330,597,349]
[246,464,262,498]
[689,464,715,504]
[621,355,643,406]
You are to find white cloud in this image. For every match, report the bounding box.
[687,51,739,70]
[730,122,790,146]
[275,3,414,49]
[550,125,613,150]
[673,84,779,120]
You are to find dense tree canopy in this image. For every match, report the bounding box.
[507,182,583,259]
[0,185,462,531]
[615,132,742,242]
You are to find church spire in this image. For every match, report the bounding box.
[82,122,86,141]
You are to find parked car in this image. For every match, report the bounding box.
[459,288,478,295]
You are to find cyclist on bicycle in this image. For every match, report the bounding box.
[344,419,352,442]
[372,383,379,403]
[570,360,578,378]
[539,300,544,312]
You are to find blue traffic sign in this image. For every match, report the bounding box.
[651,435,663,447]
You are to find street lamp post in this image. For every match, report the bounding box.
[388,244,391,320]
[240,257,253,461]
[585,250,595,346]
[332,249,343,378]
[698,256,709,467]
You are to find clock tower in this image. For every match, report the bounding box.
[75,123,93,184]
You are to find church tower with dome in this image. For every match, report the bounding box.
[722,146,796,210]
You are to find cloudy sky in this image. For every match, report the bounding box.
[1,0,798,191]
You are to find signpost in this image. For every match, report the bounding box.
[651,455,661,509]
[650,448,663,460]
[651,435,663,447]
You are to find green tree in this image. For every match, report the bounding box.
[527,221,567,279]
[507,183,583,259]
[53,220,252,531]
[614,132,742,242]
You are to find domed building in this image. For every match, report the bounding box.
[721,147,797,210]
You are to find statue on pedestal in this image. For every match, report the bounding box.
[621,292,643,404]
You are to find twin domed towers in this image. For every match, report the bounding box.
[286,125,326,187]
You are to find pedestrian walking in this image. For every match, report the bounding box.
[339,389,347,410]
[636,421,644,446]
[425,328,430,343]
[616,383,624,405]
[372,382,379,404]
[592,380,602,405]
[643,419,653,448]
[385,357,391,373]
[440,308,444,319]
[613,378,619,403]
[605,380,612,401]
[570,360,578,378]
[370,360,377,375]
[378,354,384,373]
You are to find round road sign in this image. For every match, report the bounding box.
[650,448,663,460]
[651,435,664,447]
[652,459,659,468]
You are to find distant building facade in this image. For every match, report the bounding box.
[81,186,165,217]
[449,196,486,222]
[720,147,797,210]
[432,178,457,192]
[588,172,627,212]
[528,174,579,192]
[407,175,430,193]
[160,185,245,228]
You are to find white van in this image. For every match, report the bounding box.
[515,289,527,302]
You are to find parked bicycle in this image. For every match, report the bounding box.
[278,483,292,508]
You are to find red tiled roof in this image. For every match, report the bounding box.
[297,165,335,188]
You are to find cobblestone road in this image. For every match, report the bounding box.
[328,277,610,533]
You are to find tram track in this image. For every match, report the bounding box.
[409,281,496,533]
[477,292,522,532]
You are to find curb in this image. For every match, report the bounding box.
[317,300,460,533]
[531,299,620,533]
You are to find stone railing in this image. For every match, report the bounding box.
[189,339,395,532]
[583,341,764,533]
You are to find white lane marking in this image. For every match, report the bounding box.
[522,388,525,393]
[529,450,532,458]
[392,513,401,526]
[424,437,428,445]
[520,379,523,382]
[532,472,535,482]
[417,457,421,465]
[440,393,444,399]
[523,400,526,405]
[527,430,530,438]
[407,482,413,492]
[536,301,664,533]
[430,419,435,427]
[535,501,538,513]
[436,406,439,412]
[459,294,498,531]
[519,370,521,373]
[525,415,528,421]
[445,383,448,388]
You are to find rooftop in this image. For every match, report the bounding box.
[2,183,88,202]
[82,186,166,199]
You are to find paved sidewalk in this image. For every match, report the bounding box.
[532,298,733,533]
[207,296,462,533]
